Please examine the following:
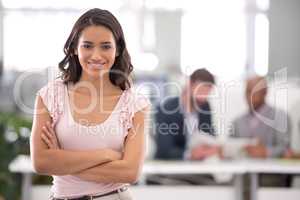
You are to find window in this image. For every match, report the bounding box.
[181,0,246,80]
[2,0,136,71]
[4,11,77,71]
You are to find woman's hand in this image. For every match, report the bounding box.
[105,149,123,161]
[41,121,60,149]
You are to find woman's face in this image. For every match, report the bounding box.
[75,25,118,79]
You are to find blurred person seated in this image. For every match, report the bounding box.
[149,69,223,185]
[231,76,290,158]
[231,76,291,200]
[154,68,218,160]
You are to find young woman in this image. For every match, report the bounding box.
[30,8,150,200]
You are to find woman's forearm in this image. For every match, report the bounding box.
[74,159,142,184]
[33,149,121,176]
[75,108,149,184]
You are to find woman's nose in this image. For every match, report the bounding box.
[91,48,103,60]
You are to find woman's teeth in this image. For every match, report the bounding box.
[89,63,104,69]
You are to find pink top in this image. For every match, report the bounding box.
[37,79,150,198]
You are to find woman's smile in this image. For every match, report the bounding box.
[87,62,105,70]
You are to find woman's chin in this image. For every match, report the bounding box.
[88,70,109,78]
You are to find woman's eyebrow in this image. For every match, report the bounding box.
[100,41,112,45]
[81,41,112,45]
[82,41,93,44]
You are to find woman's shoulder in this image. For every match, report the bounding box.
[39,79,64,91]
[37,79,66,125]
[37,79,65,97]
[119,87,151,131]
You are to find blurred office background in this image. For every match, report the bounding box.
[0,0,300,200]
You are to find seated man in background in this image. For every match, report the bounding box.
[154,68,218,160]
[150,68,220,185]
[232,76,290,159]
[231,76,291,200]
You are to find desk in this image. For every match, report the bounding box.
[142,160,246,200]
[241,159,300,200]
[142,159,300,200]
[9,155,300,200]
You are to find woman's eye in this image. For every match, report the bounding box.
[82,44,92,49]
[102,45,112,50]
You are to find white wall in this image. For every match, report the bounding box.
[269,0,300,77]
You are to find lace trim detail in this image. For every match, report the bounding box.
[120,89,134,133]
[119,88,151,134]
[38,80,65,126]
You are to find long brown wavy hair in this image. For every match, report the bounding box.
[58,8,133,90]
